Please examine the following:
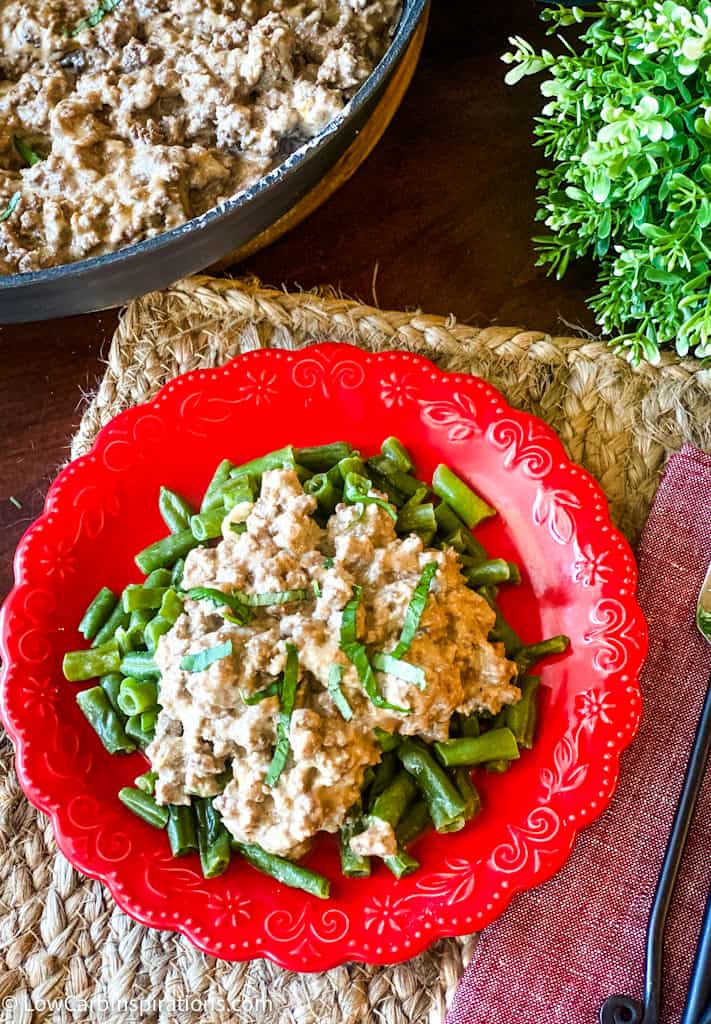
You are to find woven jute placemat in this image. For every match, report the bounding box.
[2,276,710,1024]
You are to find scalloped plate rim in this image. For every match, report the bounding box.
[0,342,647,969]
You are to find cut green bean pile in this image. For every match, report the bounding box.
[62,436,570,896]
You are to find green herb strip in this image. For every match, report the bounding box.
[180,640,233,673]
[188,587,251,624]
[343,473,398,521]
[245,589,310,607]
[327,664,352,721]
[339,586,410,713]
[13,137,40,167]
[371,651,426,690]
[68,0,121,36]
[0,192,20,223]
[341,641,410,714]
[242,681,280,705]
[391,562,438,659]
[324,557,335,569]
[265,643,299,786]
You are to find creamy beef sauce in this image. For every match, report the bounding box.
[148,469,520,860]
[0,0,400,273]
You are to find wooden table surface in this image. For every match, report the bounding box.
[0,0,598,600]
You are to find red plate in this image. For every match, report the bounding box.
[0,344,646,970]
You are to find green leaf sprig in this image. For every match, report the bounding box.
[502,0,711,364]
[68,0,121,36]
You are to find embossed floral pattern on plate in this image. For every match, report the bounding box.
[0,343,646,970]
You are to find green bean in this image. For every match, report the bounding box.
[145,588,184,651]
[381,436,414,472]
[397,739,467,833]
[303,472,339,515]
[125,712,155,748]
[435,521,488,563]
[76,686,136,754]
[171,558,185,587]
[336,455,366,481]
[396,503,437,535]
[63,640,121,681]
[515,635,570,673]
[433,728,520,767]
[383,847,420,879]
[230,445,295,480]
[190,508,225,542]
[367,455,421,498]
[505,675,540,746]
[117,676,158,716]
[140,707,158,734]
[119,651,160,679]
[367,751,397,808]
[222,478,256,511]
[464,559,512,587]
[195,799,231,878]
[114,625,139,655]
[507,562,522,585]
[370,771,418,828]
[295,442,354,471]
[200,458,234,512]
[339,802,371,878]
[374,727,400,752]
[118,787,169,828]
[100,673,124,715]
[396,800,431,847]
[368,466,406,506]
[91,600,130,647]
[234,842,330,899]
[167,804,198,856]
[134,770,157,794]
[452,768,481,820]
[432,464,496,529]
[135,529,198,574]
[144,568,172,588]
[78,587,118,641]
[485,760,511,774]
[122,585,167,612]
[483,594,523,658]
[159,486,194,534]
[128,608,153,632]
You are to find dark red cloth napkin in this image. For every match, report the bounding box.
[446,445,711,1024]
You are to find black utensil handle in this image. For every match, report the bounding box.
[644,675,711,1023]
[681,884,711,1024]
[601,673,711,1024]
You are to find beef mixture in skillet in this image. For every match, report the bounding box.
[0,0,401,273]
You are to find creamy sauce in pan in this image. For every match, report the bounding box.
[0,0,401,273]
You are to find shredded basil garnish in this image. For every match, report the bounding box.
[265,643,299,786]
[327,663,352,720]
[187,587,251,625]
[339,587,409,713]
[242,680,280,705]
[68,0,121,36]
[180,639,233,673]
[372,651,426,690]
[324,557,335,569]
[245,589,310,607]
[0,192,20,223]
[312,580,321,598]
[13,137,40,167]
[391,562,438,658]
[342,472,398,522]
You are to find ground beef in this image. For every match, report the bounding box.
[148,468,520,859]
[0,0,401,273]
